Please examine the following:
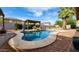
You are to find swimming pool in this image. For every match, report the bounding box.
[22,30,50,41]
[9,30,58,50]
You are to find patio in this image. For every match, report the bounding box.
[0,8,79,52]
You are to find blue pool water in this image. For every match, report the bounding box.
[22,30,50,41]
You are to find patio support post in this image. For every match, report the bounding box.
[2,15,5,30]
[27,20,29,29]
[23,21,25,32]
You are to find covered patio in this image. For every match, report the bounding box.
[23,20,41,31]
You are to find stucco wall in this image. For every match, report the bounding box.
[0,23,16,30]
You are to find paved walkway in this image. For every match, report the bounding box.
[0,33,16,52]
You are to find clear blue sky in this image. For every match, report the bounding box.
[1,7,60,25]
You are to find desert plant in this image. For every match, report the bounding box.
[15,23,23,29]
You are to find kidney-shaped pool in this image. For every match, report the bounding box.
[22,30,50,41]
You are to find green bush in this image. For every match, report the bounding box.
[55,20,63,27]
[67,17,76,29]
[0,29,6,34]
[15,23,23,29]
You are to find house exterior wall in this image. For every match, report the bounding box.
[0,18,24,30]
[5,23,16,29]
[5,19,24,24]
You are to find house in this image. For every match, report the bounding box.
[4,18,24,24]
[0,17,24,29]
[0,17,41,30]
[40,22,53,30]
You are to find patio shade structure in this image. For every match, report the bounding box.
[74,7,79,30]
[75,7,79,20]
[23,20,40,31]
[0,8,5,30]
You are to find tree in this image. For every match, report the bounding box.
[58,7,75,29]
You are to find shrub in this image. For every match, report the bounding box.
[15,23,23,29]
[55,20,63,27]
[67,17,76,29]
[0,29,6,34]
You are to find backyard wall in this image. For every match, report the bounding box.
[0,23,16,30]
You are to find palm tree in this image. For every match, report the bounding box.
[0,8,5,30]
[58,7,75,29]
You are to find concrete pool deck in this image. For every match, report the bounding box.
[0,29,76,52]
[8,29,76,51]
[57,29,76,38]
[24,29,76,52]
[8,31,58,50]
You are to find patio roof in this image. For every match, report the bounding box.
[0,8,4,16]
